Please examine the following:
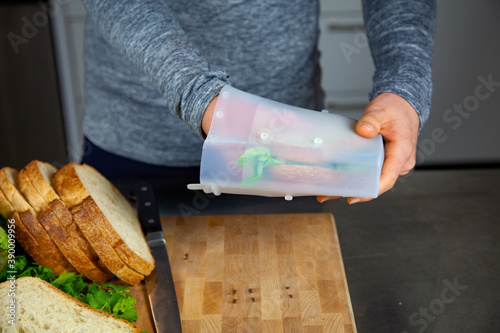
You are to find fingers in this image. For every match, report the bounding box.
[343,145,414,204]
[316,196,342,203]
[356,108,384,138]
[319,93,420,205]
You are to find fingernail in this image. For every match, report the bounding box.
[360,123,375,133]
[318,196,341,203]
[349,198,361,205]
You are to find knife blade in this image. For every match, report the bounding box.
[130,182,182,333]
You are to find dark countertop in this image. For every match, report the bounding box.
[118,168,500,333]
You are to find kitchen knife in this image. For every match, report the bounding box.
[129,183,182,333]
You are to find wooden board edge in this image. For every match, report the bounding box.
[327,213,357,333]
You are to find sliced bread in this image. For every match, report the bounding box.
[53,163,154,275]
[17,168,49,214]
[11,211,74,275]
[49,199,103,269]
[0,167,32,212]
[23,160,60,203]
[22,161,101,268]
[0,167,74,275]
[71,200,144,285]
[38,201,114,283]
[0,189,14,218]
[0,277,139,332]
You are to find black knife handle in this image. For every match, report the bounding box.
[130,182,163,235]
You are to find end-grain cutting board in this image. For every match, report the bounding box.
[131,213,356,333]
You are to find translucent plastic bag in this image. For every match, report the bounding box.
[188,85,384,200]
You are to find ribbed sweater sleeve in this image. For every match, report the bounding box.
[362,0,436,129]
[82,0,230,137]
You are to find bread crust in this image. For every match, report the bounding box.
[71,202,144,285]
[0,277,139,332]
[52,162,90,209]
[11,211,74,276]
[24,160,60,203]
[38,201,114,283]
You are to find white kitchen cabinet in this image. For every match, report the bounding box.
[318,0,374,119]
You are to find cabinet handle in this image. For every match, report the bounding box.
[328,24,364,31]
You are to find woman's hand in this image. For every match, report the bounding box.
[319,92,420,204]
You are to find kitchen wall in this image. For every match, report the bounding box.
[416,0,500,166]
[0,3,68,169]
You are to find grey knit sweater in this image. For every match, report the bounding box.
[82,0,436,166]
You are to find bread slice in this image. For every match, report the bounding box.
[38,201,114,283]
[11,211,74,275]
[0,167,32,212]
[0,189,14,218]
[23,160,60,203]
[0,167,74,275]
[17,168,49,214]
[49,199,102,268]
[53,163,154,275]
[71,200,144,285]
[0,277,139,332]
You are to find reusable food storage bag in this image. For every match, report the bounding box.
[188,86,384,200]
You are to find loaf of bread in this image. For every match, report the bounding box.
[0,277,139,333]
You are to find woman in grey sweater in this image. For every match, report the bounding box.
[81,0,436,204]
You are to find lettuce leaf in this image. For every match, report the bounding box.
[0,256,140,323]
[0,224,9,272]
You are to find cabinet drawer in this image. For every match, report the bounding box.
[318,16,374,92]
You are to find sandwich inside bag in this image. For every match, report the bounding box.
[188,86,384,200]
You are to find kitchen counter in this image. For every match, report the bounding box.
[117,167,500,333]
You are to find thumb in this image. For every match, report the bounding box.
[356,107,384,138]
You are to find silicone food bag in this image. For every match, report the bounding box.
[188,85,384,200]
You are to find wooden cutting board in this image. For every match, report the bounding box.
[131,213,356,333]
